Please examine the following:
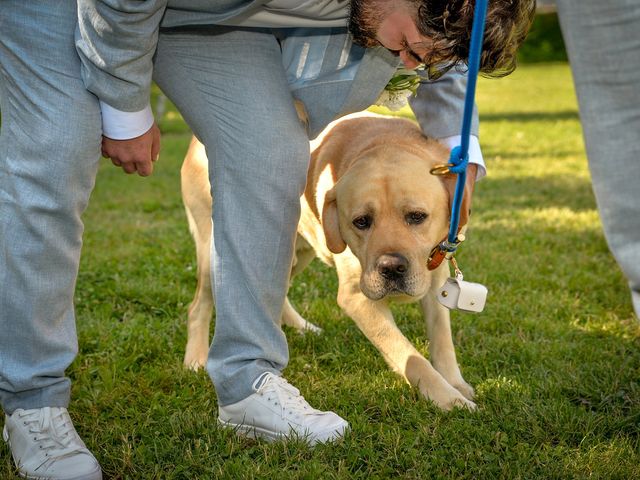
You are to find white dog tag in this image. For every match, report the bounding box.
[437,275,488,313]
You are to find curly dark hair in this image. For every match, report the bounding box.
[415,0,536,77]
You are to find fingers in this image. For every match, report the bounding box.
[108,155,148,175]
[101,123,161,177]
[442,163,477,228]
[459,163,477,227]
[103,148,151,175]
[131,146,154,177]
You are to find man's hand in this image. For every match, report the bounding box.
[442,163,477,228]
[102,123,161,176]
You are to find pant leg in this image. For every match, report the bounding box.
[556,0,640,318]
[0,1,102,413]
[153,27,310,406]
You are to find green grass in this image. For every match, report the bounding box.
[3,63,639,479]
[516,12,568,64]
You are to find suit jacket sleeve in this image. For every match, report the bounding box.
[75,0,168,112]
[408,69,479,140]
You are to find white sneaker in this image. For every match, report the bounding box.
[218,373,349,445]
[3,407,102,480]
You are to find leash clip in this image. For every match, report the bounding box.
[427,233,465,271]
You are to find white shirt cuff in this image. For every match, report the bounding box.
[100,101,154,140]
[438,135,486,180]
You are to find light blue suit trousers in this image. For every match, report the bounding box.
[0,1,102,413]
[557,0,640,318]
[153,26,398,405]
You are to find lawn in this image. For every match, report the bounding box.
[2,63,639,479]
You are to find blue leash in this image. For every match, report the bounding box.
[428,0,488,269]
[448,0,488,243]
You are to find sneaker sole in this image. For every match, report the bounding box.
[18,468,102,480]
[4,425,102,480]
[217,418,348,445]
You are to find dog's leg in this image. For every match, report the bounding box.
[290,234,315,278]
[335,256,476,411]
[420,266,475,400]
[181,134,322,370]
[281,297,322,334]
[182,140,215,370]
[183,207,214,370]
[281,235,322,334]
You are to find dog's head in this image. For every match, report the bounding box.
[321,144,460,301]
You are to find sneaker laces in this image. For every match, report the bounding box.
[252,373,316,420]
[18,408,85,462]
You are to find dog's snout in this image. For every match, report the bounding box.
[377,253,409,280]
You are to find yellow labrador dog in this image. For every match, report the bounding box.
[181,112,476,410]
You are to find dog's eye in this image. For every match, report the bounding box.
[406,211,428,225]
[352,215,372,230]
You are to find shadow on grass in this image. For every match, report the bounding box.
[481,110,579,123]
[483,148,582,160]
[476,174,595,213]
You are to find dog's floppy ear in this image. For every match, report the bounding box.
[321,187,347,254]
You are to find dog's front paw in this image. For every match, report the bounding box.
[440,391,477,411]
[432,363,475,402]
[452,380,475,401]
[421,382,477,411]
[449,396,477,411]
[183,345,208,371]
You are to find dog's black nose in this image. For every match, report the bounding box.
[377,253,409,280]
